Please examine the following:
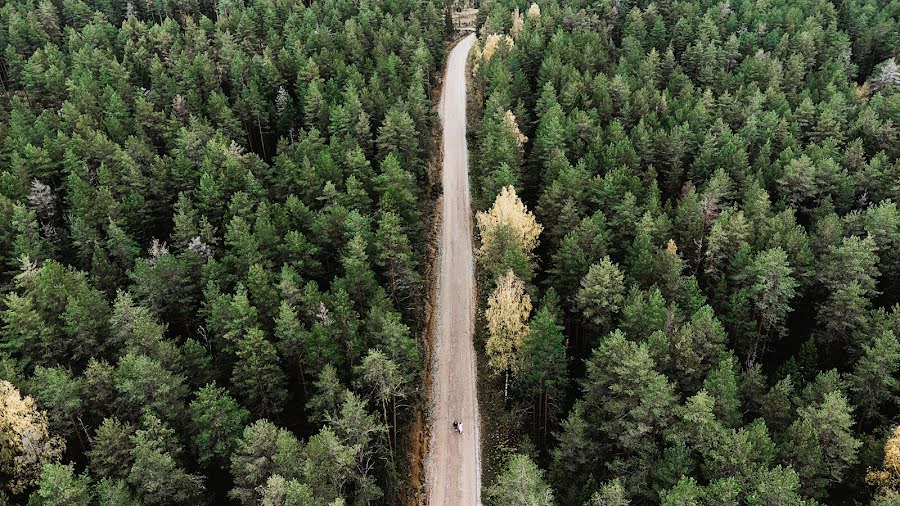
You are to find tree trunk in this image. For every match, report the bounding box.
[543,387,549,442]
[297,361,307,396]
[245,122,255,152]
[392,396,398,455]
[257,118,267,159]
[70,414,86,451]
[382,398,393,462]
[504,369,509,403]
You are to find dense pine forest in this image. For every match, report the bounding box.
[469,0,899,504]
[0,0,450,503]
[1,0,899,504]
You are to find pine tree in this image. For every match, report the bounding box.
[549,213,609,306]
[816,281,870,353]
[28,463,90,506]
[189,384,250,468]
[87,418,134,481]
[377,106,421,178]
[848,330,900,424]
[374,153,419,228]
[576,256,626,334]
[652,305,728,394]
[519,304,567,442]
[299,428,355,503]
[324,391,386,503]
[231,329,289,419]
[797,391,861,486]
[485,454,554,506]
[257,474,316,506]
[620,287,670,341]
[373,211,420,308]
[26,367,84,449]
[780,418,828,500]
[588,479,630,506]
[550,404,595,505]
[1,293,48,367]
[582,331,677,495]
[745,248,797,362]
[127,415,205,505]
[818,235,880,297]
[354,350,407,461]
[702,357,742,428]
[229,420,302,505]
[112,354,188,423]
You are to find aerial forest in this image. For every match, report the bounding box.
[468,0,900,506]
[470,0,898,504]
[0,0,449,503]
[0,0,899,504]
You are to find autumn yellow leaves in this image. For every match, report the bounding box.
[485,271,532,401]
[476,186,541,265]
[470,2,539,76]
[476,186,542,400]
[868,426,900,504]
[0,380,64,495]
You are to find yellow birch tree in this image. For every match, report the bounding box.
[510,8,524,39]
[481,34,514,63]
[868,426,900,498]
[486,270,532,400]
[476,185,543,274]
[503,110,528,147]
[0,380,64,494]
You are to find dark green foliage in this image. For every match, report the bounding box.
[0,0,448,502]
[1,0,898,501]
[27,464,90,506]
[189,384,250,468]
[127,415,206,505]
[228,420,302,505]
[87,418,134,481]
[471,0,900,502]
[485,454,554,506]
[231,329,289,419]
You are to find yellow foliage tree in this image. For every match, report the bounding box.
[868,426,900,496]
[503,110,528,147]
[485,270,532,400]
[481,33,513,63]
[470,40,482,77]
[666,238,678,255]
[527,3,541,21]
[510,7,524,39]
[0,380,64,494]
[476,185,543,272]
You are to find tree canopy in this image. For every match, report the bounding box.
[469,0,900,503]
[0,0,448,502]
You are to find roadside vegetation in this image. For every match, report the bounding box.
[469,0,899,504]
[0,0,450,503]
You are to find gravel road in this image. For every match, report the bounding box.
[426,34,481,506]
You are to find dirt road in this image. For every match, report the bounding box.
[427,34,480,506]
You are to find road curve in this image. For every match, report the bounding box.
[427,34,481,506]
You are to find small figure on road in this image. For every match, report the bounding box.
[452,420,463,434]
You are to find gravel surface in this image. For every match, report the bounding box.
[426,34,481,506]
